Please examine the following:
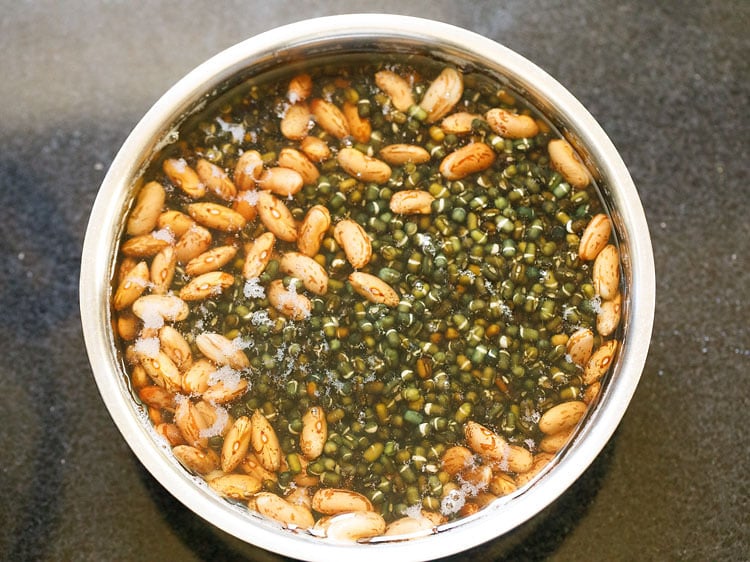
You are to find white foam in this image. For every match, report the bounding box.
[199,405,229,438]
[276,100,292,119]
[237,189,259,206]
[149,225,175,242]
[440,488,466,517]
[417,233,437,256]
[500,303,513,320]
[250,310,272,327]
[138,304,165,330]
[459,269,476,281]
[276,281,311,320]
[231,335,254,351]
[209,365,243,390]
[216,116,246,144]
[484,279,497,295]
[404,504,424,519]
[133,336,160,358]
[243,278,265,299]
[526,410,541,424]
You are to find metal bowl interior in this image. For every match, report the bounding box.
[80,13,655,562]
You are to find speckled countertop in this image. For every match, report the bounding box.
[1,2,747,561]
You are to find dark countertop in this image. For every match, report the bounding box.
[1,2,747,561]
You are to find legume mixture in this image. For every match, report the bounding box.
[113,54,622,542]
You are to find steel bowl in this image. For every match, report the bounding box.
[80,13,655,562]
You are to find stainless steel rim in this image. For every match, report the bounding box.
[80,14,655,562]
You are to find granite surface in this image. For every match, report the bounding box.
[0,1,747,561]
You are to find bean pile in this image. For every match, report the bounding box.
[113,55,622,542]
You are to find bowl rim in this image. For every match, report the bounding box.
[80,13,655,562]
